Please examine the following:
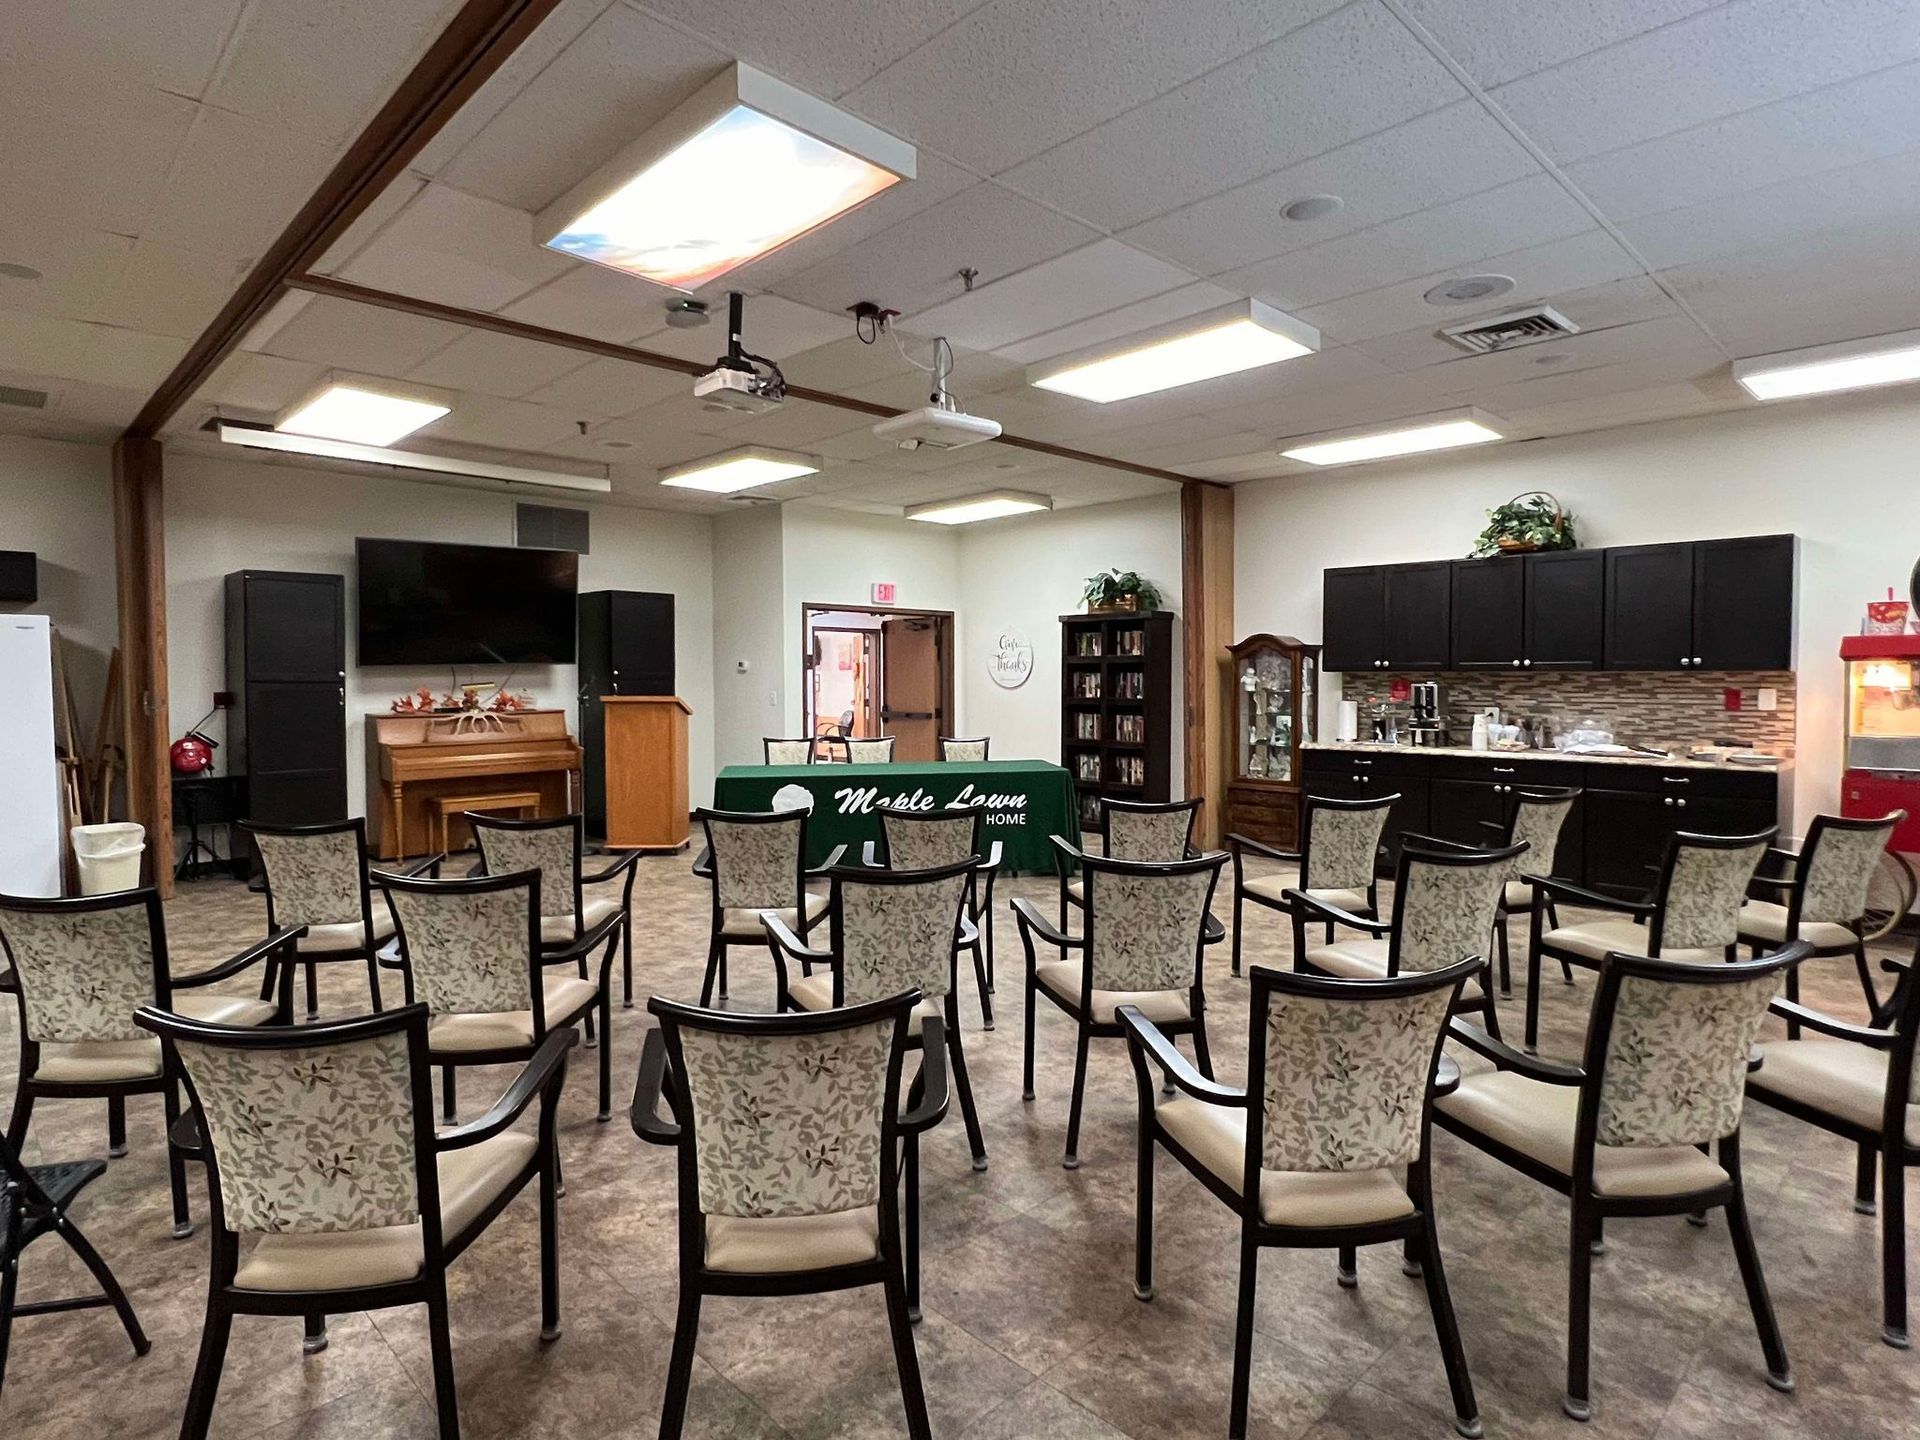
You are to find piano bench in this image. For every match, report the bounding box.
[436,791,542,854]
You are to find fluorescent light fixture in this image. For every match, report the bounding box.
[538,62,915,291]
[659,446,819,494]
[277,381,449,445]
[1281,407,1507,467]
[216,423,610,494]
[1026,299,1318,403]
[1733,328,1920,401]
[906,490,1052,525]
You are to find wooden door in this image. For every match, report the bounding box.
[1449,559,1524,668]
[1321,566,1385,671]
[880,617,943,762]
[1523,550,1604,668]
[1382,562,1451,669]
[1603,543,1693,669]
[1693,535,1794,670]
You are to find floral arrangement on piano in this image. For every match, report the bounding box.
[389,681,536,715]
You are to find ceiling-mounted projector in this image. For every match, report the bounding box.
[695,290,787,415]
[872,401,1001,451]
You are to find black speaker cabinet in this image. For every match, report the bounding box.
[0,550,35,603]
[577,590,674,835]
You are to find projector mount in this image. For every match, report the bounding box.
[693,292,788,414]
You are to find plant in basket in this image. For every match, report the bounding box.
[1081,568,1163,613]
[1471,492,1577,557]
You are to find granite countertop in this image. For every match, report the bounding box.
[1303,740,1788,773]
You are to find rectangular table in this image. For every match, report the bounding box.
[711,759,1078,874]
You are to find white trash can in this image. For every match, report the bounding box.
[72,822,145,894]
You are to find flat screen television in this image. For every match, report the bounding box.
[356,538,578,666]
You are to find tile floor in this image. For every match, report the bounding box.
[2,852,1916,1439]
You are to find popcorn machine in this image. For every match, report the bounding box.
[1840,634,1920,856]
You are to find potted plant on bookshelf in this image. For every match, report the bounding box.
[1082,568,1163,614]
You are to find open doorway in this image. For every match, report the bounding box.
[802,604,955,763]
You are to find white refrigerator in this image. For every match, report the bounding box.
[0,615,63,896]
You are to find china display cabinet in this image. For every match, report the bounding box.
[1222,633,1319,848]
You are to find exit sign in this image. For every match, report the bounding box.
[871,582,895,604]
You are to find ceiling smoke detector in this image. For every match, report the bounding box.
[1424,274,1515,306]
[663,298,710,329]
[1440,304,1580,355]
[1281,194,1343,222]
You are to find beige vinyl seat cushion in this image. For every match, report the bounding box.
[721,892,828,939]
[1033,958,1190,1024]
[1240,876,1369,913]
[234,1130,536,1291]
[539,895,622,945]
[1155,1096,1415,1227]
[786,973,944,1035]
[1305,939,1488,995]
[704,1206,880,1273]
[300,910,396,954]
[173,992,281,1027]
[427,975,600,1053]
[1735,901,1858,951]
[1542,918,1723,966]
[1748,1039,1920,1145]
[34,1038,164,1083]
[1437,1071,1730,1196]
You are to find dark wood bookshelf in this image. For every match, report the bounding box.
[1060,609,1174,829]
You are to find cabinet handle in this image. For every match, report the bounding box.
[1492,766,1515,774]
[1693,657,1703,666]
[1662,776,1690,785]
[1676,798,1688,809]
[1522,658,1533,667]
[1664,797,1674,807]
[1511,659,1521,668]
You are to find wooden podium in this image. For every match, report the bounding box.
[602,696,691,851]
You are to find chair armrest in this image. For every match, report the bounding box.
[805,844,848,877]
[1225,832,1300,863]
[957,915,981,949]
[1202,912,1225,946]
[172,925,308,987]
[401,852,446,879]
[979,840,1004,875]
[1524,874,1653,915]
[691,846,714,879]
[1009,896,1083,950]
[1447,1018,1585,1085]
[544,908,624,962]
[900,1015,949,1133]
[1401,831,1477,854]
[1282,888,1390,935]
[1119,1007,1246,1105]
[1767,1000,1898,1048]
[439,1029,575,1151]
[0,966,16,993]
[763,911,832,965]
[860,839,882,868]
[630,1028,681,1145]
[168,1107,205,1156]
[582,850,642,886]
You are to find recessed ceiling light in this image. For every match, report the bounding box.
[1281,407,1507,467]
[906,490,1052,525]
[1424,274,1515,306]
[659,445,819,493]
[277,381,450,446]
[216,423,611,493]
[1027,299,1318,404]
[1734,329,1920,401]
[0,262,43,281]
[538,62,915,292]
[1282,194,1343,222]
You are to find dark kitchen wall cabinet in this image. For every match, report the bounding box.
[578,590,675,836]
[1450,559,1525,666]
[1605,535,1794,671]
[1522,549,1605,667]
[1604,543,1699,669]
[1321,566,1386,672]
[1322,562,1450,671]
[225,571,348,836]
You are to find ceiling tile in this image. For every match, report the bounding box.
[1394,312,1710,397]
[195,351,331,414]
[425,396,587,451]
[0,311,188,391]
[406,329,591,398]
[0,222,135,322]
[713,401,885,448]
[783,335,929,393]
[256,295,468,372]
[641,294,850,362]
[1353,274,1682,371]
[1396,0,1724,88]
[141,105,339,260]
[989,282,1236,364]
[904,240,1198,352]
[1118,101,1539,276]
[0,0,245,108]
[311,174,428,277]
[338,183,573,311]
[500,264,679,343]
[842,0,1348,174]
[1504,381,1733,436]
[1487,0,1920,165]
[0,86,198,236]
[520,357,686,419]
[1000,3,1464,231]
[85,242,250,339]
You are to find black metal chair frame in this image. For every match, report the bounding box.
[136,1003,572,1440]
[1013,840,1226,1169]
[1,886,298,1240]
[1225,792,1393,977]
[1522,826,1778,1053]
[632,992,945,1440]
[937,736,991,761]
[239,816,441,1020]
[691,807,843,1007]
[1287,837,1528,1042]
[377,867,619,1125]
[1747,937,1920,1348]
[762,736,819,765]
[862,803,1003,1030]
[1436,944,1806,1421]
[1,1129,150,1390]
[1121,958,1486,1439]
[466,810,642,1009]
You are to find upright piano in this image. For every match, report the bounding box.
[366,709,582,860]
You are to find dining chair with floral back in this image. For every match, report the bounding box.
[466,811,641,1008]
[939,736,990,762]
[864,803,1002,1029]
[845,736,896,764]
[632,991,945,1440]
[138,1001,573,1440]
[692,808,843,1007]
[1122,957,1487,1439]
[1226,793,1394,977]
[1479,787,1581,995]
[1436,943,1806,1421]
[0,886,298,1239]
[1522,827,1776,1053]
[1012,843,1228,1169]
[763,737,816,765]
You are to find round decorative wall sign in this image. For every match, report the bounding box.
[987,626,1034,689]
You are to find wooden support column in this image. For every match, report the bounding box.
[1181,482,1234,849]
[112,437,173,896]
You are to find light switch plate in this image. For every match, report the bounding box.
[1756,687,1778,711]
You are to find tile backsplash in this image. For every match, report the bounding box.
[1340,670,1797,756]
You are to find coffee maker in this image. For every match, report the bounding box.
[1407,681,1449,747]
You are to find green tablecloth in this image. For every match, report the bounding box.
[711,759,1078,874]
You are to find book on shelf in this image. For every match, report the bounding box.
[1074,632,1103,657]
[1074,753,1100,781]
[1114,714,1143,743]
[1115,628,1145,656]
[1074,713,1100,740]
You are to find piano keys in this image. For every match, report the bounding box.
[366,710,582,860]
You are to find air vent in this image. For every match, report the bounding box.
[515,502,590,554]
[1440,305,1579,355]
[0,385,49,409]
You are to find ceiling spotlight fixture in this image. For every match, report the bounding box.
[906,490,1052,525]
[1423,274,1515,306]
[1281,407,1507,467]
[277,380,450,446]
[539,61,915,291]
[1027,299,1318,404]
[1733,328,1920,401]
[1281,194,1343,222]
[0,261,44,281]
[215,423,611,493]
[663,298,711,329]
[658,445,819,494]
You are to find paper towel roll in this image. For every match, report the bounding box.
[1334,700,1358,742]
